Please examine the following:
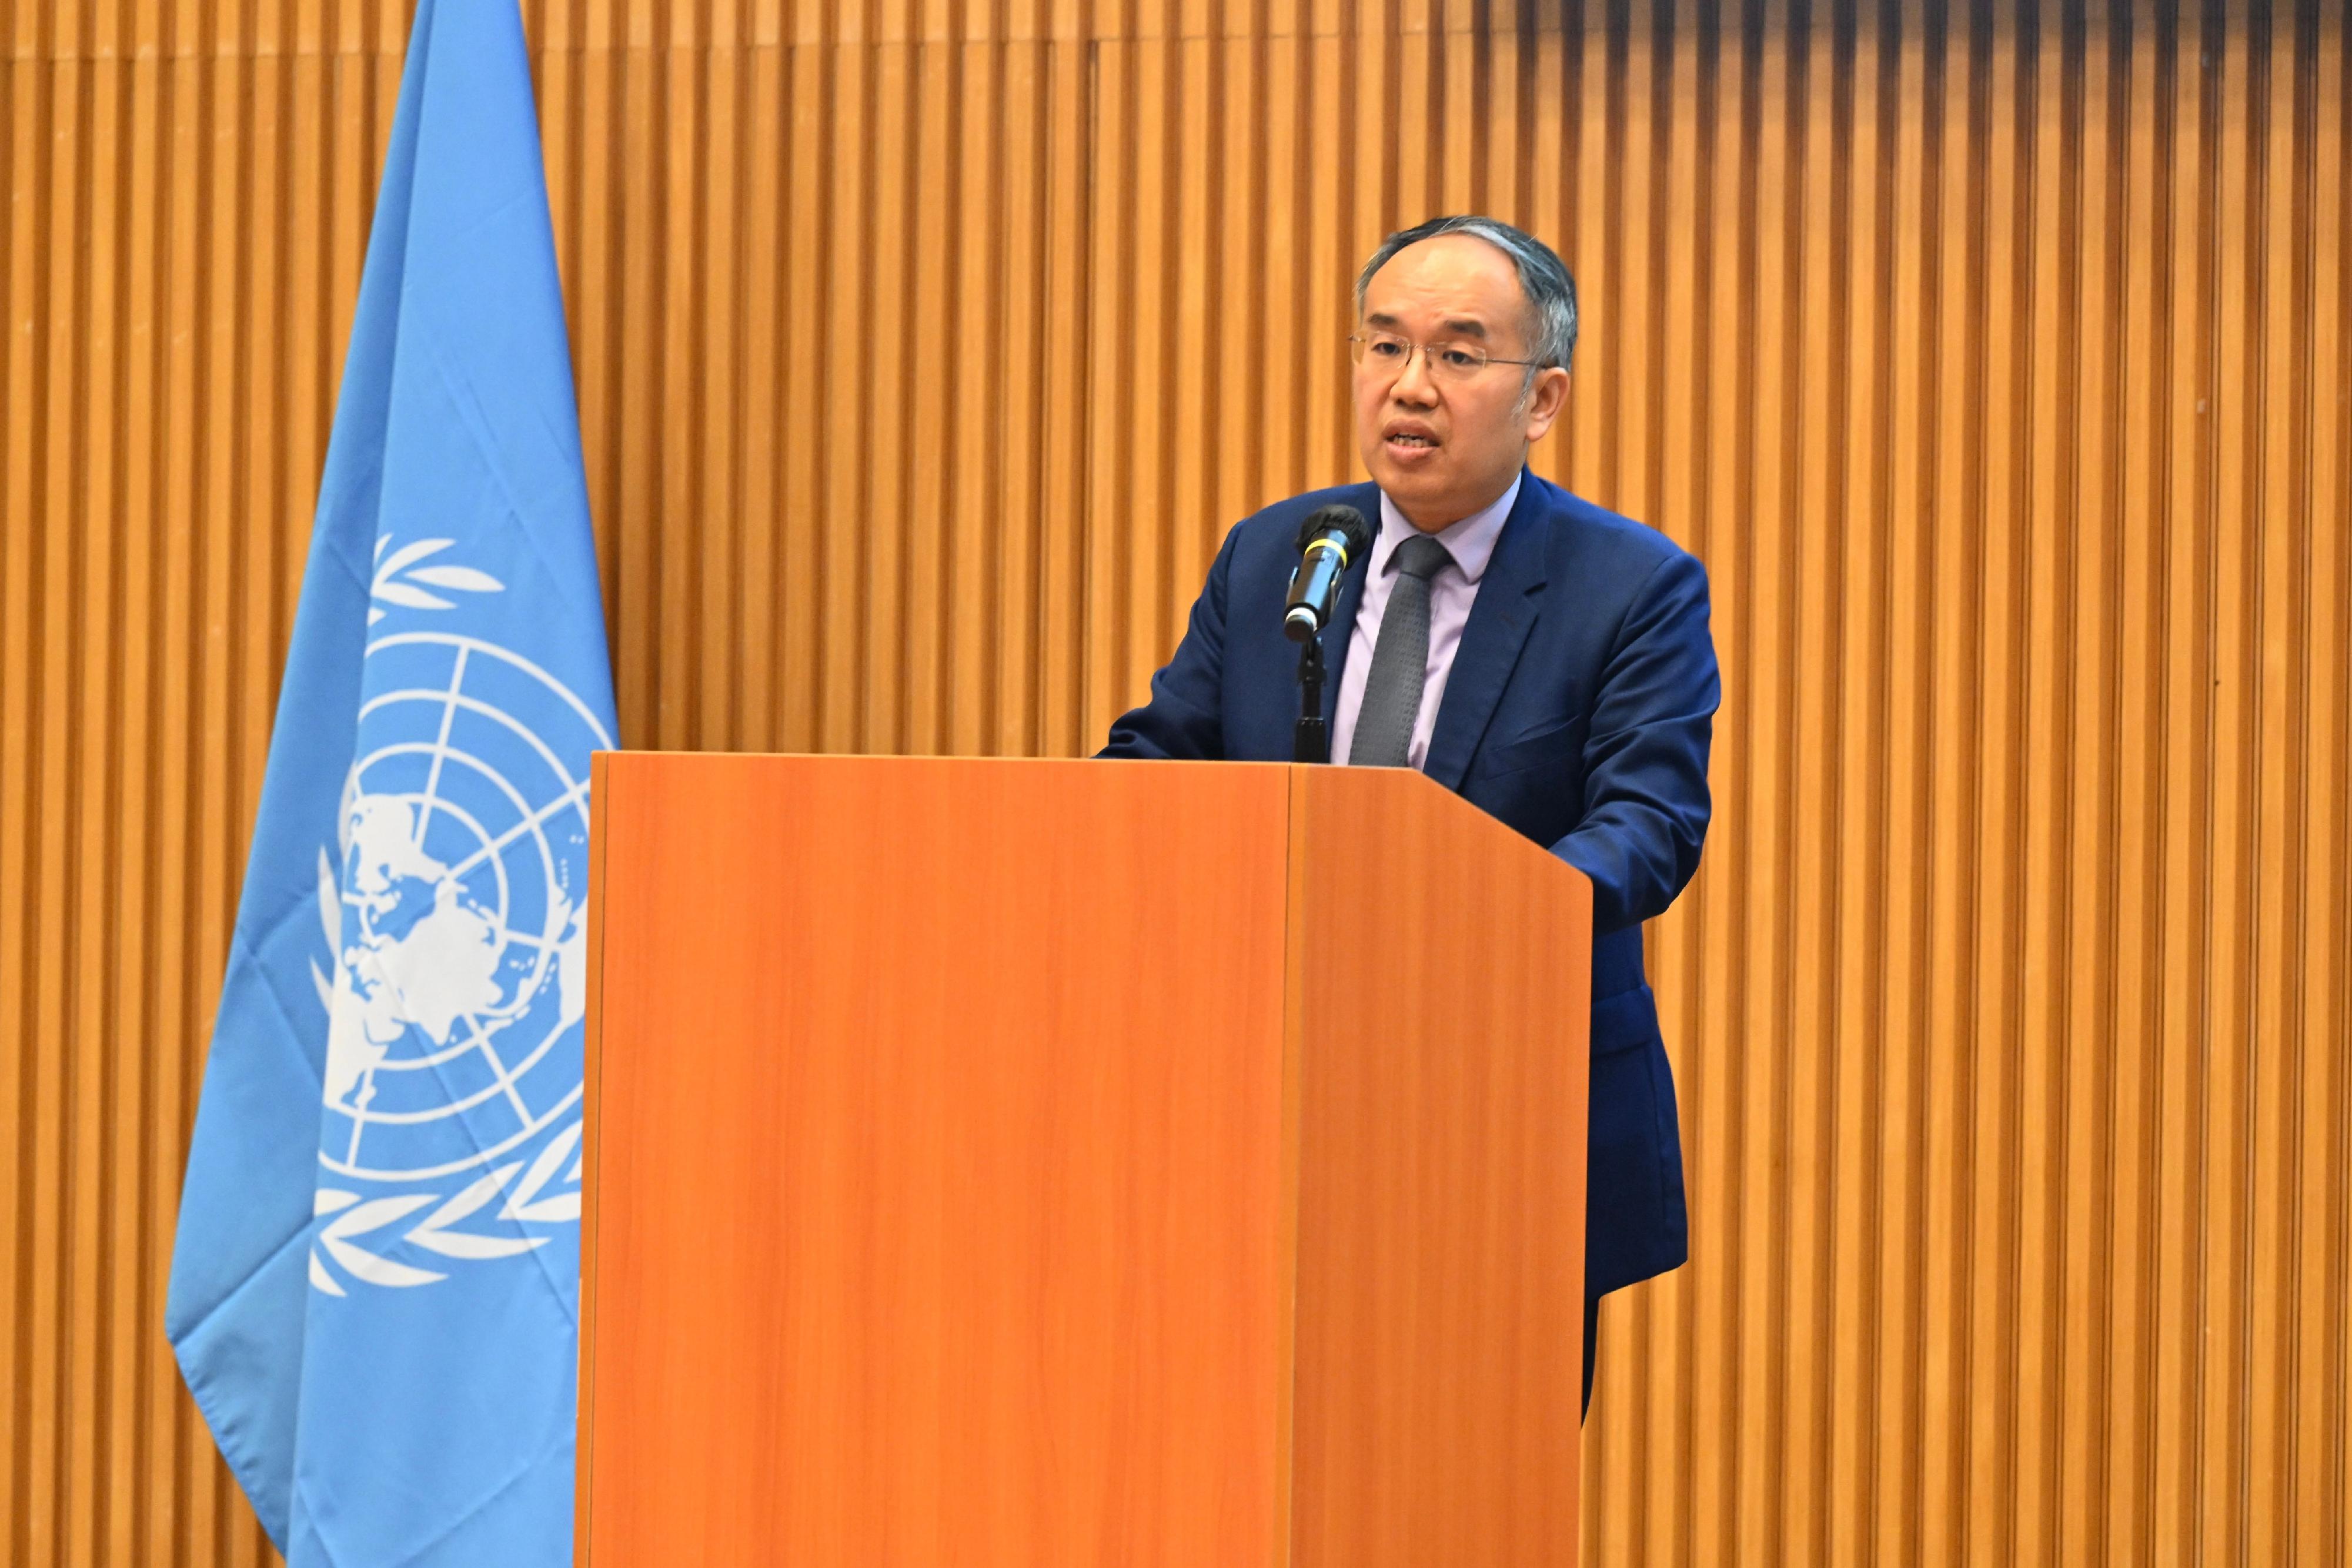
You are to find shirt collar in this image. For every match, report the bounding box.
[1373,471,1522,585]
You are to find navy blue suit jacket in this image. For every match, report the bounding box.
[1102,472,1719,1298]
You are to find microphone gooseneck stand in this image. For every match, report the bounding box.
[1294,636,1328,764]
[1283,502,1368,765]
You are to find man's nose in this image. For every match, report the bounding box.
[1392,346,1441,404]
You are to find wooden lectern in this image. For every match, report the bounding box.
[579,755,1593,1568]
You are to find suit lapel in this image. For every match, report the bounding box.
[1422,476,1549,791]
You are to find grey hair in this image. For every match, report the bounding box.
[1354,215,1579,373]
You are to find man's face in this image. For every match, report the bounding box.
[1353,234,1571,530]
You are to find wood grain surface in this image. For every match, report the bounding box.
[582,756,1596,1567]
[1288,765,1593,1568]
[584,754,1295,1567]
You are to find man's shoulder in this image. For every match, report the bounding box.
[1521,476,1703,594]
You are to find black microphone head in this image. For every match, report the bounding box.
[1294,503,1372,559]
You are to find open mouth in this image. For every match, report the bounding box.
[1386,432,1439,450]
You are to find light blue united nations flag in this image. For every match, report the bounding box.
[166,1,616,1562]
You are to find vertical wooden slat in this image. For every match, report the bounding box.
[899,3,951,755]
[656,0,706,751]
[3,18,45,1563]
[1781,12,1840,1561]
[780,1,829,751]
[698,0,746,751]
[1826,8,1888,1563]
[1870,8,1930,1554]
[1627,12,1698,1558]
[1680,8,1747,1563]
[2107,6,2163,1560]
[2010,9,2068,1556]
[107,18,167,1564]
[1735,11,1794,1560]
[2244,12,2305,1563]
[948,10,997,757]
[0,29,32,1556]
[735,5,783,753]
[1919,11,1980,1562]
[2153,2,2214,1549]
[2294,20,2351,1566]
[1033,5,1087,755]
[1970,6,2028,1554]
[2058,9,2119,1559]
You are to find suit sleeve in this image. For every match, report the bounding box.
[1553,548,1719,932]
[1097,524,1238,760]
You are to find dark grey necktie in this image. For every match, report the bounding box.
[1347,533,1454,768]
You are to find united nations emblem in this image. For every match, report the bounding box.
[306,541,613,1293]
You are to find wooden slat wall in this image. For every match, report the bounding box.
[1,3,2345,1566]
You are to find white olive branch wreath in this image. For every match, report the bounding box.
[309,1121,583,1295]
[369,535,504,624]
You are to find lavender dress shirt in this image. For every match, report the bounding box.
[1331,473,1523,770]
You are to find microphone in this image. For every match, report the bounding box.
[1283,504,1372,643]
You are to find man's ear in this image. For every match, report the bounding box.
[1520,366,1571,442]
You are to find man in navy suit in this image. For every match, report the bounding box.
[1100,215,1719,1416]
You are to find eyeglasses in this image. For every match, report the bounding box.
[1348,330,1548,382]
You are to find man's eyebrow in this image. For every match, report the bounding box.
[1362,310,1493,339]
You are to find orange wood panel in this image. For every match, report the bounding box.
[1289,765,1592,1568]
[583,754,1294,1568]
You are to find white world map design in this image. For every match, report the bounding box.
[307,590,613,1293]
